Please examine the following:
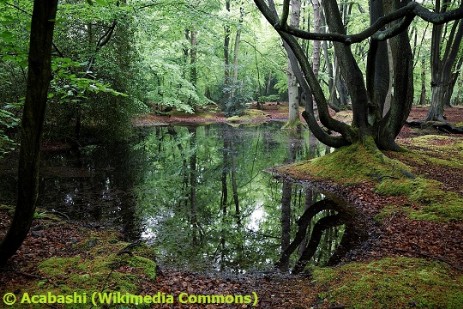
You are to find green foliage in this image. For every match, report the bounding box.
[257,94,281,103]
[0,102,21,157]
[220,80,253,116]
[51,57,127,102]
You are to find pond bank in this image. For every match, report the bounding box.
[1,106,463,308]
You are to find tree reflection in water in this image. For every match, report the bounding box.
[0,123,366,273]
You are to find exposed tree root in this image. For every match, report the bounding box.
[406,120,463,134]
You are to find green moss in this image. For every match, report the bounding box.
[127,256,157,280]
[39,256,81,277]
[375,178,424,196]
[281,119,301,129]
[280,136,463,222]
[312,257,463,308]
[226,109,270,124]
[0,204,14,216]
[12,232,159,308]
[374,204,402,222]
[37,253,143,294]
[281,139,412,185]
[375,176,463,221]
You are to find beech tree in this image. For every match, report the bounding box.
[0,0,59,264]
[426,0,463,122]
[254,0,463,151]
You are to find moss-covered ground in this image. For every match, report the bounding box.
[311,257,463,308]
[0,221,158,309]
[278,135,463,222]
[274,134,463,307]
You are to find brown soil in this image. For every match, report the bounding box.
[132,102,290,126]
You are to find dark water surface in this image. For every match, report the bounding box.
[0,123,358,273]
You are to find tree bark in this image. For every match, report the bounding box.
[0,0,59,265]
[378,0,413,151]
[426,0,463,121]
[286,0,302,125]
[224,0,231,88]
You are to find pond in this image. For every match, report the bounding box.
[0,123,362,273]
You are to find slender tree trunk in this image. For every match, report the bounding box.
[286,0,302,125]
[280,180,292,271]
[190,29,198,87]
[419,58,427,105]
[0,0,59,265]
[230,18,242,100]
[230,142,241,226]
[375,0,413,151]
[188,127,198,245]
[427,0,463,121]
[312,0,321,89]
[220,129,229,271]
[224,0,231,88]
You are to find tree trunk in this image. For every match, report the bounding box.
[280,180,292,271]
[0,0,59,265]
[190,29,198,87]
[286,0,301,125]
[366,0,390,123]
[188,127,198,245]
[311,0,321,97]
[230,142,241,226]
[377,0,413,150]
[419,57,427,105]
[223,0,231,88]
[426,0,463,121]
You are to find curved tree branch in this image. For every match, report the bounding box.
[280,0,290,28]
[254,0,463,44]
[264,0,352,147]
[372,15,415,41]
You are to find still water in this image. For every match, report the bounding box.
[0,123,357,273]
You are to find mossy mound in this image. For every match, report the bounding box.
[312,257,463,308]
[226,109,270,125]
[11,231,157,308]
[279,139,413,185]
[278,136,463,222]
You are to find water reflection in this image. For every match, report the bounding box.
[0,123,361,273]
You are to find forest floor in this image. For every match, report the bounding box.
[1,105,463,308]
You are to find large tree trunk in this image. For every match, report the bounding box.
[366,0,390,123]
[0,0,59,265]
[377,0,413,151]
